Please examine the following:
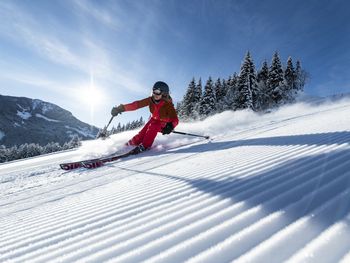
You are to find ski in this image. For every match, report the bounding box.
[59,158,96,170]
[59,149,137,171]
[60,134,208,171]
[81,151,134,169]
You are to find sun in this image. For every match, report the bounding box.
[75,75,105,109]
[83,85,103,107]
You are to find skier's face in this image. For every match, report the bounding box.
[153,89,162,96]
[152,90,162,100]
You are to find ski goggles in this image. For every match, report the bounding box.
[153,89,162,96]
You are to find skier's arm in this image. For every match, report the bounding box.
[123,97,150,111]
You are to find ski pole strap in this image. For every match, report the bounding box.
[172,131,210,139]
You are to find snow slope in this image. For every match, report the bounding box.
[1,98,350,263]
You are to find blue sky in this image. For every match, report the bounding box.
[0,0,349,128]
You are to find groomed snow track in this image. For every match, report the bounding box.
[1,102,350,262]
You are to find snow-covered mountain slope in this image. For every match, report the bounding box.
[1,98,350,263]
[0,94,98,147]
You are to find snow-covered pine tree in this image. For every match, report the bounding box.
[138,116,145,127]
[27,143,42,157]
[220,78,228,111]
[18,143,30,159]
[284,56,296,103]
[179,78,197,120]
[222,79,228,98]
[214,78,226,112]
[199,77,216,117]
[224,73,239,110]
[68,135,81,148]
[257,61,269,85]
[44,142,61,154]
[116,123,122,133]
[285,57,295,88]
[257,61,270,110]
[2,146,11,162]
[295,60,306,93]
[130,120,137,130]
[0,145,7,163]
[236,51,258,110]
[268,51,284,106]
[192,78,203,119]
[125,122,131,131]
[176,101,182,117]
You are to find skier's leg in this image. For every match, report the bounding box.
[141,120,162,149]
[127,119,152,146]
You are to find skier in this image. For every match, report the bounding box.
[111,81,179,154]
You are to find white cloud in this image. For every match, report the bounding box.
[0,1,150,95]
[0,71,54,88]
[0,2,88,73]
[72,0,121,30]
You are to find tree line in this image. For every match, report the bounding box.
[0,135,81,163]
[0,117,146,163]
[108,117,145,136]
[177,51,307,120]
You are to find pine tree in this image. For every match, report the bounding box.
[116,123,122,133]
[224,73,239,110]
[295,60,307,93]
[222,79,229,100]
[0,145,7,163]
[268,51,284,106]
[214,78,226,112]
[257,61,270,110]
[284,56,296,103]
[285,57,295,88]
[179,78,197,120]
[138,116,145,127]
[18,143,29,159]
[220,78,229,111]
[199,77,216,117]
[192,78,203,119]
[176,101,182,116]
[27,143,42,157]
[236,52,257,110]
[68,135,81,148]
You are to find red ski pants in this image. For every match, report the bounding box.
[128,118,164,149]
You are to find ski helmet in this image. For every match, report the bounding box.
[152,81,169,94]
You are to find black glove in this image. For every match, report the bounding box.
[162,122,174,135]
[111,104,125,116]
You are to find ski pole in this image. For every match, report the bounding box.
[105,116,114,129]
[173,131,210,139]
[96,116,114,139]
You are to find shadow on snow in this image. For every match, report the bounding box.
[120,131,350,236]
[167,131,350,154]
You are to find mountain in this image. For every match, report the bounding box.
[0,97,350,262]
[0,94,99,147]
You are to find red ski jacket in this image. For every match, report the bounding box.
[122,97,179,128]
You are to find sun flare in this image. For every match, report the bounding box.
[83,85,103,107]
[75,74,105,109]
